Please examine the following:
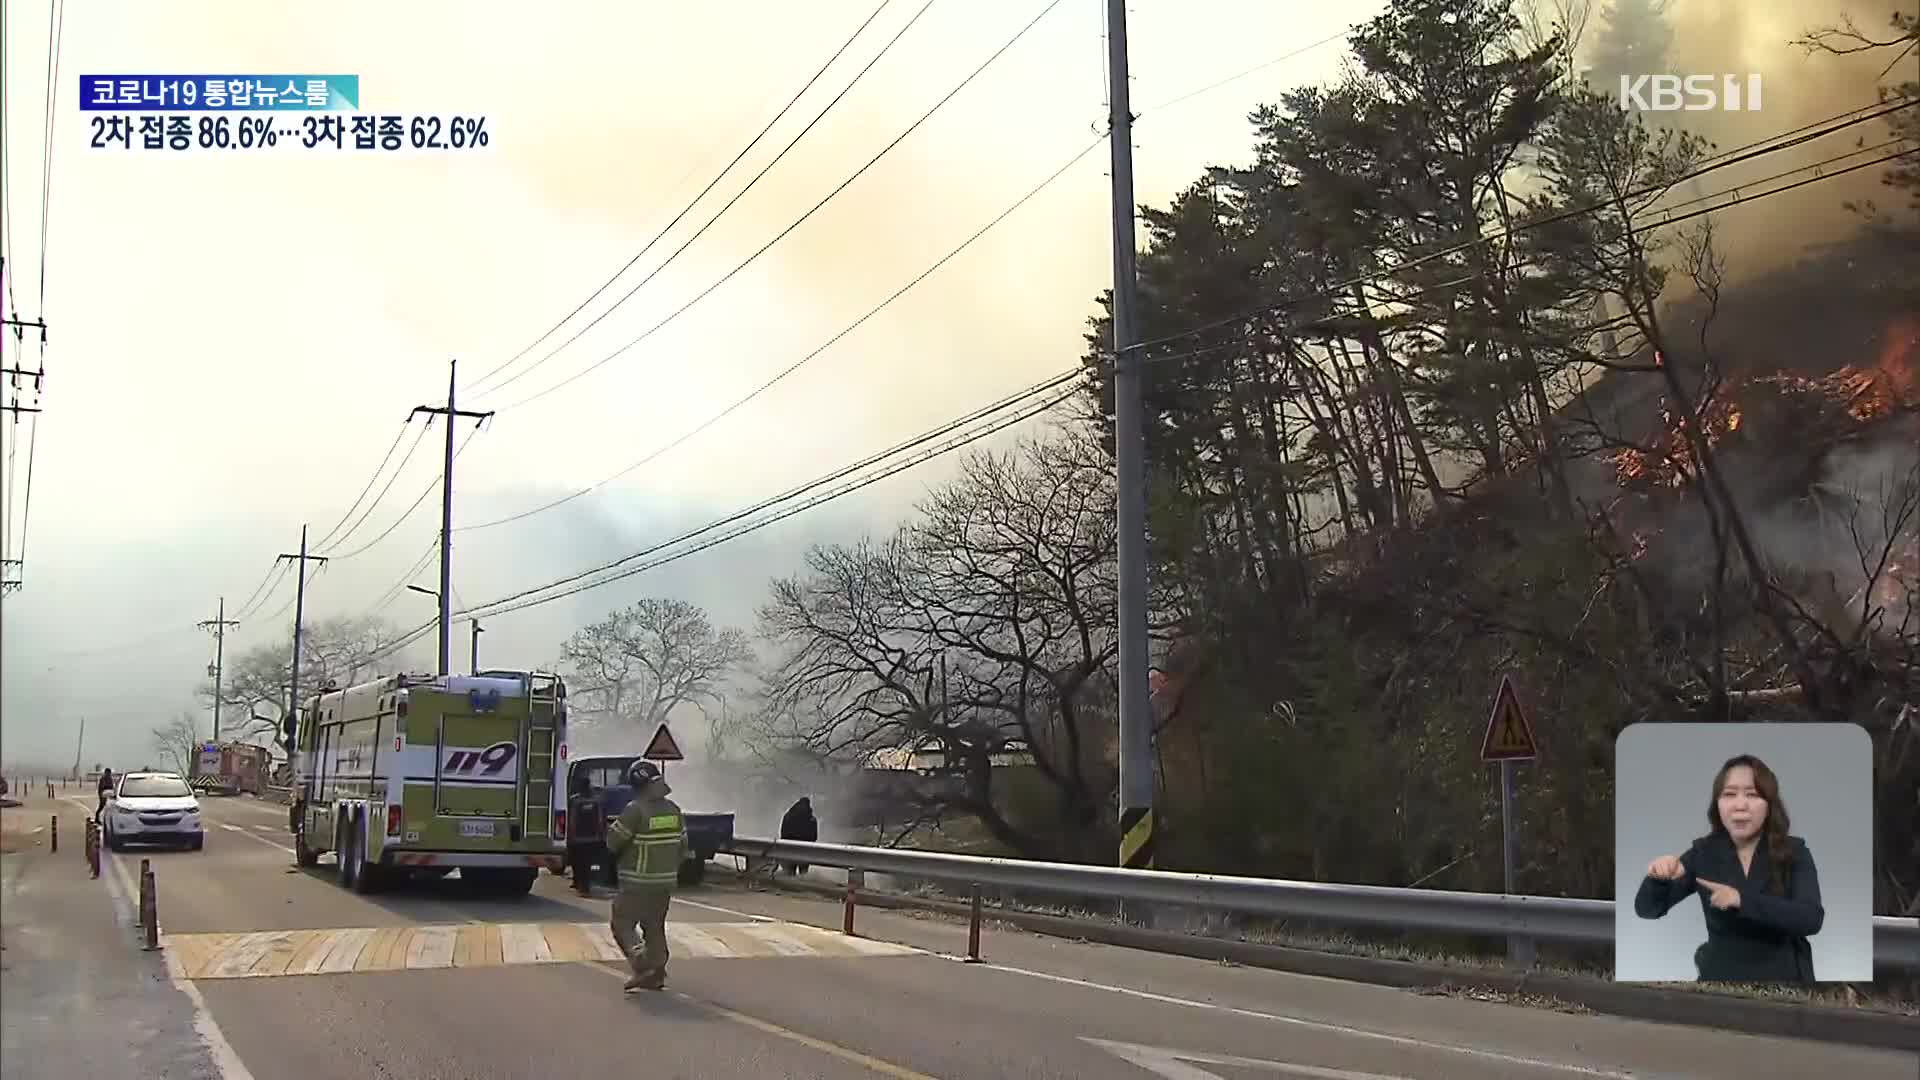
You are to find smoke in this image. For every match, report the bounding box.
[1575,0,1915,273]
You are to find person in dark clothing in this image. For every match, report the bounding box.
[567,772,596,896]
[96,768,116,821]
[779,796,818,875]
[1634,754,1825,983]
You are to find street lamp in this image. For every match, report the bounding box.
[407,585,480,674]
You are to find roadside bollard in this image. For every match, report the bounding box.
[85,821,100,878]
[965,882,983,963]
[140,861,159,950]
[843,868,863,936]
[136,858,151,927]
[50,814,57,853]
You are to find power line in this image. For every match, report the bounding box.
[309,422,414,552]
[464,0,906,397]
[460,133,1107,533]
[37,0,63,309]
[479,0,950,404]
[1116,98,1920,361]
[17,398,34,565]
[315,420,430,555]
[2,0,16,319]
[344,131,1889,654]
[1137,25,1354,114]
[364,371,1086,662]
[493,0,1068,412]
[231,560,291,622]
[326,426,480,562]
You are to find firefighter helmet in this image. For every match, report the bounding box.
[626,760,664,788]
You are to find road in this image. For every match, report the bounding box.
[4,791,1913,1079]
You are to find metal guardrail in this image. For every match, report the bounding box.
[721,836,1920,969]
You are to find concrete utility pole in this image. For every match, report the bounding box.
[469,619,484,674]
[277,526,328,728]
[198,598,240,741]
[1106,0,1153,871]
[410,359,492,678]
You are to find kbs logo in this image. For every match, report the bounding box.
[1619,73,1763,113]
[442,741,518,778]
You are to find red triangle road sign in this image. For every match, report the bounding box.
[642,723,684,762]
[1480,673,1539,762]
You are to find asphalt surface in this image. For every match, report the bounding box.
[4,790,1915,1079]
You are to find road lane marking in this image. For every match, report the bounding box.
[1085,1038,1413,1079]
[580,963,943,1080]
[958,962,1635,1079]
[92,835,256,1080]
[164,919,921,980]
[673,895,777,921]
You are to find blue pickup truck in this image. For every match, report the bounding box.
[559,755,734,886]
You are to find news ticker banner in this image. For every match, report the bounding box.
[79,75,489,152]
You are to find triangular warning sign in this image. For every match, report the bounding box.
[1480,673,1539,762]
[641,723,684,762]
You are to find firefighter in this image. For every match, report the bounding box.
[603,760,685,992]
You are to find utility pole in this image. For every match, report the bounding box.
[1106,0,1153,872]
[469,619,483,674]
[410,359,492,677]
[277,525,328,729]
[198,598,240,742]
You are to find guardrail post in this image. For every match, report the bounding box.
[843,868,863,936]
[966,882,983,963]
[49,814,57,853]
[141,862,159,950]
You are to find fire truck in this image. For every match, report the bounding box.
[287,669,568,896]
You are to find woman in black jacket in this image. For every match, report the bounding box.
[1634,753,1825,983]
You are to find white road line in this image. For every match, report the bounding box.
[95,840,256,1080]
[672,896,776,921]
[944,960,1638,1079]
[221,824,296,856]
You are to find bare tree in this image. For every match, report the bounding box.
[558,598,753,742]
[151,713,200,776]
[753,429,1121,860]
[200,615,410,749]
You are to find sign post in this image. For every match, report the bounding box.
[1480,672,1539,969]
[641,724,684,778]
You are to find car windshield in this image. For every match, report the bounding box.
[120,776,192,798]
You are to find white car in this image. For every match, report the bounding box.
[103,772,205,851]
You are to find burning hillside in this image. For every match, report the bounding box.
[1611,315,1920,492]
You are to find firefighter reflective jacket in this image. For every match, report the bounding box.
[606,793,686,889]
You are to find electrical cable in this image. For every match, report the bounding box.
[37,0,63,310]
[1113,98,1920,361]
[1138,26,1354,114]
[363,373,1085,662]
[326,426,480,561]
[1,0,16,319]
[309,422,414,552]
[459,133,1107,532]
[231,560,292,622]
[493,0,1067,411]
[343,134,1910,659]
[464,0,906,397]
[316,420,430,555]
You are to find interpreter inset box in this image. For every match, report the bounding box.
[1614,722,1873,984]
